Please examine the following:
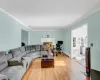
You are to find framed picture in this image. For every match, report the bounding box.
[73,37,76,47]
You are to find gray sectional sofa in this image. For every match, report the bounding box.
[0,45,46,80]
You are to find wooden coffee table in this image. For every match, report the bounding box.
[41,58,54,68]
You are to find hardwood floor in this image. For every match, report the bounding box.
[22,54,90,80]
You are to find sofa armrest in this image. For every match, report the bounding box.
[21,59,28,70]
[21,57,32,69]
[0,74,8,80]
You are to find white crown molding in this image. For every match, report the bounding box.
[29,26,65,31]
[66,6,100,30]
[31,29,64,31]
[0,8,32,31]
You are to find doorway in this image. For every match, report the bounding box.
[71,24,88,67]
[21,29,29,46]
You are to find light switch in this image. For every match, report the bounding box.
[90,43,93,47]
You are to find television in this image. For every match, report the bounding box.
[58,41,63,44]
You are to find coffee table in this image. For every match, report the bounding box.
[41,58,54,68]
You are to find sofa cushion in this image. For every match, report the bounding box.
[16,52,26,57]
[10,48,21,58]
[8,60,23,67]
[1,66,25,80]
[25,46,28,51]
[31,49,35,52]
[25,46,31,53]
[0,74,8,80]
[0,62,8,72]
[23,51,40,59]
[30,45,36,52]
[8,57,31,69]
[8,57,21,62]
[40,45,44,51]
[8,57,23,66]
[40,45,48,51]
[0,52,8,72]
[10,47,25,58]
[6,53,12,60]
[41,51,47,57]
[0,52,7,64]
[20,47,26,53]
[35,45,40,51]
[26,46,30,51]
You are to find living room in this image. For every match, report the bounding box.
[0,0,100,80]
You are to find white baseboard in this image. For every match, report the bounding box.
[63,52,71,57]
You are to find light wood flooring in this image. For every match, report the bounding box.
[22,54,90,80]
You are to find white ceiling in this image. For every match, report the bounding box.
[0,0,100,30]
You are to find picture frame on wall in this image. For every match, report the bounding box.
[73,37,76,47]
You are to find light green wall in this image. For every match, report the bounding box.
[64,10,100,71]
[63,30,71,56]
[0,10,64,51]
[21,30,28,45]
[29,31,64,46]
[0,10,30,51]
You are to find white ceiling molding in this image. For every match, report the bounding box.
[31,29,64,31]
[0,8,32,31]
